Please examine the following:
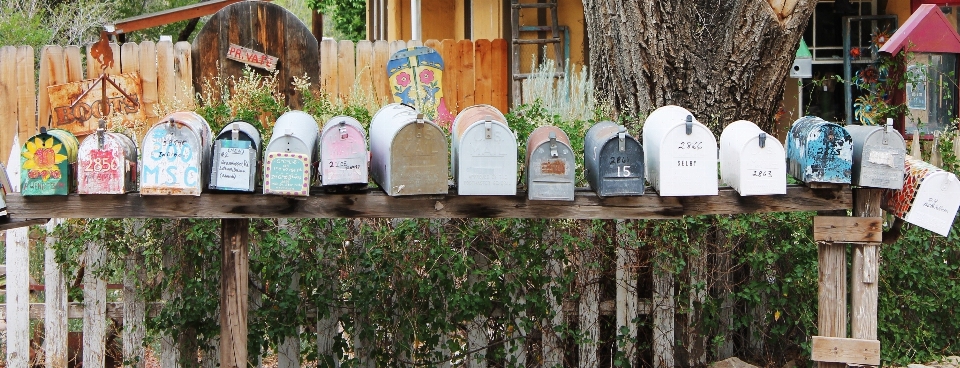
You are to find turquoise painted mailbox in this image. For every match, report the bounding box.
[786,116,853,185]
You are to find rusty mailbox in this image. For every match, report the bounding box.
[526,126,575,201]
[21,128,79,196]
[370,103,448,196]
[319,116,368,191]
[719,120,786,196]
[786,116,853,185]
[78,122,138,194]
[642,105,718,196]
[844,120,906,189]
[451,105,517,195]
[264,110,319,196]
[584,121,645,197]
[883,156,960,236]
[141,112,213,196]
[210,121,261,192]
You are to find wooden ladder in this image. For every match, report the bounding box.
[510,0,565,107]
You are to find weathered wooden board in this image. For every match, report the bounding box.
[338,40,356,99]
[457,40,475,111]
[474,39,492,107]
[193,1,319,109]
[17,46,36,140]
[440,39,459,113]
[813,216,883,243]
[47,73,145,136]
[811,336,880,366]
[5,185,851,219]
[0,46,18,163]
[372,41,390,104]
[0,302,162,321]
[491,39,509,112]
[319,39,338,98]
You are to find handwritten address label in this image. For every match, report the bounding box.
[264,153,310,196]
[216,146,253,191]
[227,43,279,71]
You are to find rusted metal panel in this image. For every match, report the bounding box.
[47,72,145,136]
[584,121,645,197]
[451,105,516,195]
[77,124,138,194]
[210,121,261,192]
[642,105,718,196]
[370,103,448,196]
[883,156,960,236]
[21,128,79,196]
[319,116,368,191]
[140,111,212,196]
[845,123,906,189]
[786,116,853,185]
[264,111,319,196]
[526,126,575,201]
[719,120,786,196]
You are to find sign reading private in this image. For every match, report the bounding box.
[227,43,279,72]
[47,72,145,136]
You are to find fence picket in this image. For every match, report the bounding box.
[616,220,640,367]
[320,39,338,99]
[372,41,390,104]
[407,39,423,48]
[579,229,601,368]
[355,40,374,102]
[65,46,83,83]
[107,43,121,75]
[123,220,147,368]
[83,238,108,368]
[337,40,356,101]
[121,42,140,75]
[174,41,195,109]
[440,39,459,114]
[86,44,101,78]
[38,46,64,128]
[457,40,475,110]
[389,40,406,56]
[424,39,441,52]
[0,46,18,161]
[44,219,68,368]
[139,41,159,125]
[157,40,176,110]
[17,46,36,169]
[474,40,492,108]
[491,39,508,112]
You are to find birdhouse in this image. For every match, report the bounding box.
[584,121,645,197]
[210,121,262,192]
[642,105,718,196]
[319,116,369,191]
[719,120,786,196]
[369,103,449,196]
[526,125,575,201]
[883,156,960,236]
[451,105,517,195]
[21,128,79,196]
[264,111,319,196]
[140,112,213,196]
[790,38,813,79]
[786,116,853,185]
[845,121,906,189]
[77,122,138,194]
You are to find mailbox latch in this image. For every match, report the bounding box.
[758,132,766,148]
[549,131,558,158]
[685,115,693,135]
[97,119,107,149]
[416,114,424,138]
[883,118,893,145]
[231,123,240,141]
[618,126,626,152]
[484,118,493,139]
[339,121,348,139]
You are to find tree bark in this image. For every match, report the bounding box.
[581,0,816,133]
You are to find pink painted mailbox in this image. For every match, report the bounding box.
[883,156,960,236]
[140,112,213,196]
[319,116,368,192]
[77,123,138,194]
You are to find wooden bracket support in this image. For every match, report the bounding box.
[811,336,880,366]
[813,216,883,243]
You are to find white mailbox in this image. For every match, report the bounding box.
[884,156,960,236]
[845,122,906,189]
[370,103,449,196]
[264,110,319,196]
[141,112,213,196]
[451,104,517,195]
[319,116,369,191]
[642,105,718,196]
[719,120,786,196]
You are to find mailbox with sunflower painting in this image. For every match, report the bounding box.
[21,128,79,195]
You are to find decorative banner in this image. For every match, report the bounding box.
[227,43,279,72]
[47,72,145,136]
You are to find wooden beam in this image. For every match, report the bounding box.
[811,336,880,366]
[221,219,249,368]
[112,0,248,34]
[818,242,847,368]
[5,185,851,220]
[0,217,50,231]
[813,216,883,243]
[0,302,162,320]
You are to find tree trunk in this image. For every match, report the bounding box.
[581,0,816,132]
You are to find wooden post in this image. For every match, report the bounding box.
[221,219,250,368]
[278,219,301,368]
[579,223,600,368]
[616,220,639,368]
[317,221,340,368]
[45,219,68,368]
[83,236,108,368]
[818,241,846,368]
[852,189,881,341]
[542,226,564,367]
[123,219,147,368]
[4,226,30,368]
[653,252,675,368]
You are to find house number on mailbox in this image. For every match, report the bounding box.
[678,160,697,167]
[678,141,703,150]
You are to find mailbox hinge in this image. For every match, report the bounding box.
[339,121,348,139]
[416,114,424,138]
[618,125,626,152]
[685,115,693,135]
[484,117,493,139]
[231,123,240,141]
[758,132,766,148]
[549,131,558,157]
[883,118,893,145]
[97,119,107,149]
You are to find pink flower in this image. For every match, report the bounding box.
[397,72,411,87]
[419,69,435,84]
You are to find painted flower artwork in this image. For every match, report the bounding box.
[22,136,67,181]
[397,72,411,87]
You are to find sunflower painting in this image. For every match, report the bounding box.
[20,130,78,195]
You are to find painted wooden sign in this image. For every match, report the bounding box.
[526,126,575,201]
[20,128,79,196]
[77,125,138,194]
[47,72,145,136]
[883,156,960,236]
[642,105,718,196]
[388,46,455,129]
[210,121,261,192]
[845,123,906,189]
[140,112,213,196]
[719,120,786,196]
[370,103,448,196]
[319,116,368,191]
[226,43,279,71]
[264,111,318,196]
[584,121,645,197]
[786,116,853,185]
[451,105,517,196]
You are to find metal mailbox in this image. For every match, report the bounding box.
[719,120,786,196]
[883,156,960,236]
[642,105,718,196]
[0,163,9,214]
[21,128,79,196]
[370,103,448,196]
[210,121,261,192]
[264,110,319,196]
[584,121,645,197]
[78,123,138,194]
[451,105,517,195]
[526,125,575,201]
[141,111,213,196]
[319,116,368,191]
[844,121,906,189]
[786,116,853,185]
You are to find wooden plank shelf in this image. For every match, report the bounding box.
[4,185,851,220]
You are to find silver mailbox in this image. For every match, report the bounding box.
[370,103,449,196]
[526,125,575,201]
[78,123,138,194]
[264,110,319,196]
[141,112,213,196]
[451,105,517,195]
[719,120,786,196]
[845,121,906,189]
[210,121,261,192]
[642,105,718,196]
[786,116,853,185]
[319,116,369,191]
[584,121,644,197]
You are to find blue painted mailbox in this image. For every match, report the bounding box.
[719,120,786,196]
[451,104,517,195]
[584,121,645,197]
[319,116,368,192]
[21,128,79,196]
[786,116,853,185]
[642,105,718,196]
[526,125,575,201]
[264,111,319,196]
[140,112,213,196]
[210,121,261,192]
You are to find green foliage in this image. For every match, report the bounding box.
[308,0,366,41]
[0,10,54,47]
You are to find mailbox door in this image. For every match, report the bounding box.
[78,135,128,194]
[885,157,960,236]
[211,139,257,192]
[21,131,77,196]
[264,151,311,196]
[846,126,905,189]
[736,140,787,195]
[387,123,448,196]
[595,137,645,197]
[528,141,575,201]
[456,121,517,195]
[141,123,205,195]
[656,125,718,196]
[320,124,368,186]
